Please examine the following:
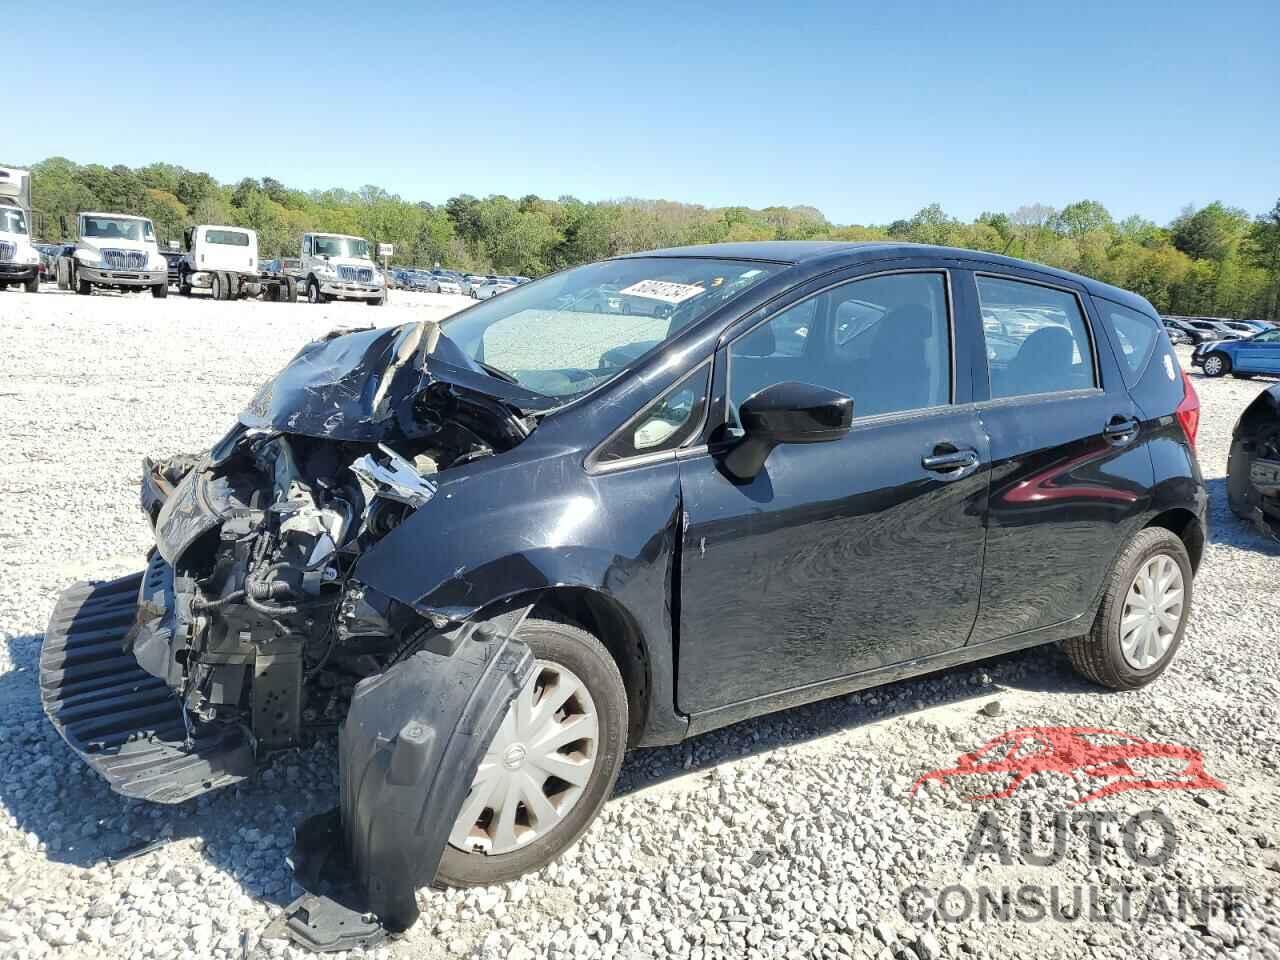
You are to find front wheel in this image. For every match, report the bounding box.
[151,281,167,299]
[307,278,325,304]
[1201,352,1230,377]
[1065,527,1193,690]
[24,276,39,293]
[435,618,628,888]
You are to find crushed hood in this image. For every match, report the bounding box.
[239,321,559,442]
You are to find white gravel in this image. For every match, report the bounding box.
[0,288,1277,960]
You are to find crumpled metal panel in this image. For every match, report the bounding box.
[239,322,556,442]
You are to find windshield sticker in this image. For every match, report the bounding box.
[618,280,705,304]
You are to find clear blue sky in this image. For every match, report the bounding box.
[12,0,1279,225]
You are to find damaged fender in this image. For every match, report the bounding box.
[351,443,688,746]
[1227,384,1280,539]
[284,622,534,948]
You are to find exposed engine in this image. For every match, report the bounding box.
[130,379,525,756]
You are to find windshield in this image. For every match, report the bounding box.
[314,235,369,258]
[0,207,27,235]
[82,216,154,242]
[439,256,785,399]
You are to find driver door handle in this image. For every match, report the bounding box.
[922,447,979,472]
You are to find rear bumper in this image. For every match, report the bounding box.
[79,265,166,286]
[39,570,253,803]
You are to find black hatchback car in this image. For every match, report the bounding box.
[42,242,1206,909]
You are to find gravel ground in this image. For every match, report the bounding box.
[0,287,1277,960]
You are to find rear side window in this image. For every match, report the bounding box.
[206,229,250,247]
[1096,299,1159,384]
[978,276,1097,399]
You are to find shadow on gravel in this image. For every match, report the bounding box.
[614,641,1089,797]
[1204,477,1280,556]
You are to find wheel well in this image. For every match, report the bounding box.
[1144,508,1205,573]
[526,588,650,747]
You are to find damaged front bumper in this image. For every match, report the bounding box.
[1227,385,1280,540]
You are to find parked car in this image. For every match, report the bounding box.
[1162,318,1213,345]
[432,275,463,295]
[41,242,1205,931]
[1227,383,1280,538]
[472,277,515,299]
[1183,319,1244,341]
[1192,327,1280,378]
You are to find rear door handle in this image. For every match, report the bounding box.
[922,448,980,472]
[1103,416,1140,445]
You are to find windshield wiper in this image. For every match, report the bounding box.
[476,360,519,384]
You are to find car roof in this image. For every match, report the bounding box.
[615,241,1155,314]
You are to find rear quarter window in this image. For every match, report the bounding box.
[1095,299,1160,385]
[206,229,251,247]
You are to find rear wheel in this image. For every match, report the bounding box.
[211,271,225,301]
[283,277,298,303]
[435,618,628,888]
[1201,352,1230,377]
[1065,527,1192,690]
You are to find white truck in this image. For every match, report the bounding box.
[177,224,298,302]
[294,232,386,305]
[0,166,40,293]
[56,211,169,297]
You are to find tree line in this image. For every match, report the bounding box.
[15,156,1280,320]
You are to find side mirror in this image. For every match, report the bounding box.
[722,381,852,480]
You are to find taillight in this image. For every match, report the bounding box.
[1176,370,1200,450]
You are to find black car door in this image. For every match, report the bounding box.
[964,269,1153,645]
[676,265,991,722]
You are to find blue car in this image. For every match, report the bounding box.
[1192,327,1280,378]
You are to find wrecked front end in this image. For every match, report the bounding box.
[39,321,558,941]
[1227,384,1280,540]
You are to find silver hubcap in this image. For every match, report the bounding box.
[1120,554,1184,669]
[1204,356,1222,375]
[449,660,599,856]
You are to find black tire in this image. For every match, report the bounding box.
[283,276,298,303]
[225,272,240,301]
[179,269,192,297]
[435,618,628,888]
[1201,352,1230,377]
[1064,527,1193,690]
[151,280,167,298]
[211,271,224,301]
[307,278,325,304]
[264,283,278,302]
[76,270,92,295]
[366,291,385,306]
[24,276,39,293]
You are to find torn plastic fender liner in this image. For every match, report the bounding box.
[317,625,533,935]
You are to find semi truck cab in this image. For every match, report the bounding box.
[0,167,39,293]
[298,232,386,305]
[58,212,169,297]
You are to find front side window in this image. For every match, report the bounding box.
[978,276,1096,399]
[592,363,711,466]
[1096,299,1159,383]
[728,272,951,421]
[440,257,784,399]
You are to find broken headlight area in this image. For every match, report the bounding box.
[130,419,509,756]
